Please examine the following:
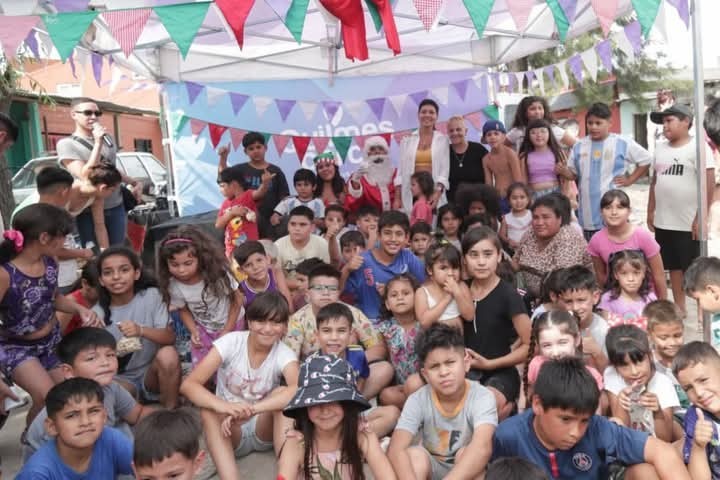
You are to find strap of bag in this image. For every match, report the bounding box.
[71,135,108,164]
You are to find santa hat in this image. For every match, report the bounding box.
[313,151,339,167]
[363,136,389,157]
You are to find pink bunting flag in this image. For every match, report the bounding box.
[355,135,368,151]
[590,0,619,36]
[366,98,386,121]
[435,121,448,135]
[393,130,410,145]
[102,8,152,58]
[312,137,330,155]
[208,123,228,148]
[293,136,311,162]
[379,132,392,146]
[230,128,247,150]
[273,134,291,155]
[275,99,296,122]
[189,118,206,140]
[412,0,443,31]
[0,15,39,58]
[464,112,483,131]
[506,0,536,31]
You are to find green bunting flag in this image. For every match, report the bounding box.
[171,113,189,137]
[546,0,570,41]
[153,2,211,58]
[285,0,310,43]
[41,11,98,61]
[261,132,272,145]
[365,0,383,32]
[482,104,500,121]
[462,0,494,39]
[332,136,352,161]
[631,0,661,37]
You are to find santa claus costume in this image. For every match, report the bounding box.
[345,136,397,214]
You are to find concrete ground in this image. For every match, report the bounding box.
[0,183,710,478]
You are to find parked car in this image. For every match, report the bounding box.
[11,152,168,205]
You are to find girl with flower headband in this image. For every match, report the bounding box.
[313,152,346,206]
[157,225,244,367]
[0,203,99,426]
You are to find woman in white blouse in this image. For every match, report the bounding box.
[393,99,450,214]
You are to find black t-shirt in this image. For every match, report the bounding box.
[234,163,290,239]
[448,141,489,204]
[464,279,527,360]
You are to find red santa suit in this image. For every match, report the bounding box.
[345,136,397,213]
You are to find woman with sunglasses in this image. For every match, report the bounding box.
[587,189,667,299]
[57,97,141,249]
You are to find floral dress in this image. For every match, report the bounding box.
[377,317,421,383]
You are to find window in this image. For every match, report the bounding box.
[634,114,649,149]
[134,139,152,153]
[139,154,167,183]
[117,155,151,184]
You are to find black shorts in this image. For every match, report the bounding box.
[466,367,520,403]
[654,227,699,271]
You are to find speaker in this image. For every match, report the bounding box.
[143,210,223,269]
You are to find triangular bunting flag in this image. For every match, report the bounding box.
[412,0,443,31]
[53,0,90,11]
[558,0,579,22]
[631,0,660,38]
[544,65,556,89]
[534,68,546,95]
[253,96,273,117]
[623,20,643,55]
[216,0,256,50]
[355,135,368,151]
[393,131,411,145]
[432,86,449,105]
[581,49,598,82]
[41,11,98,61]
[525,70,536,91]
[0,15,39,58]
[230,128,247,150]
[229,93,249,115]
[292,136,311,162]
[284,0,310,43]
[507,73,516,93]
[462,0,494,38]
[206,86,226,107]
[379,132,392,146]
[615,29,636,60]
[451,79,470,101]
[322,101,342,120]
[366,98,386,121]
[91,52,103,87]
[273,134,291,155]
[275,99,297,122]
[435,121,448,135]
[666,0,689,28]
[24,30,40,58]
[546,0,570,41]
[410,91,429,107]
[595,39,613,72]
[344,100,366,123]
[102,8,152,58]
[1,1,39,15]
[465,112,484,130]
[506,0,535,31]
[190,118,207,139]
[590,0,619,36]
[388,95,407,117]
[171,113,189,136]
[312,136,330,155]
[297,101,318,121]
[478,75,489,105]
[514,72,525,93]
[153,2,211,58]
[482,105,499,121]
[186,82,205,105]
[262,132,272,145]
[332,136,352,161]
[557,61,570,89]
[208,123,228,148]
[653,0,668,43]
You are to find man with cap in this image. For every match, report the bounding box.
[345,135,398,214]
[648,104,716,315]
[481,120,524,214]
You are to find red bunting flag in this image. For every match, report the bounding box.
[208,123,228,148]
[292,136,312,162]
[102,8,152,58]
[319,0,368,60]
[216,0,256,49]
[412,0,443,30]
[379,132,392,146]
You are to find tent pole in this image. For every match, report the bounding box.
[158,88,178,218]
[690,0,709,341]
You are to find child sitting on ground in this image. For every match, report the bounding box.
[56,260,100,335]
[235,240,293,312]
[388,323,497,479]
[18,378,133,479]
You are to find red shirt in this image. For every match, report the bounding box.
[218,190,259,257]
[64,289,90,335]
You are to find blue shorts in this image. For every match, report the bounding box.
[234,416,273,458]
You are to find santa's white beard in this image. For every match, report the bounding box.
[366,155,393,186]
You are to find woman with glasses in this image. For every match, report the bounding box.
[57,97,141,249]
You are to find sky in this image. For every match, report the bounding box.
[653,0,719,71]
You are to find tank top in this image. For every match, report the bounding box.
[303,450,354,479]
[526,149,558,185]
[504,210,532,243]
[422,285,460,321]
[240,269,277,307]
[414,148,432,172]
[0,256,58,337]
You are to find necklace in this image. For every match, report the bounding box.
[453,147,467,168]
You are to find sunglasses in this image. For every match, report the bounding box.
[75,110,103,117]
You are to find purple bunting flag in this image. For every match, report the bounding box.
[275,99,296,122]
[544,65,556,89]
[567,54,583,84]
[53,0,91,11]
[491,72,500,95]
[595,39,613,72]
[558,0,579,22]
[229,93,249,115]
[409,91,429,107]
[451,79,470,100]
[24,30,40,58]
[525,70,536,91]
[624,20,643,55]
[185,82,205,105]
[507,73,517,93]
[666,0,689,28]
[91,52,103,87]
[322,101,341,120]
[366,98,386,121]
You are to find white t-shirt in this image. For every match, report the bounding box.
[168,274,239,332]
[274,196,325,219]
[58,234,79,288]
[213,331,297,403]
[603,366,680,410]
[274,234,330,277]
[507,125,566,152]
[584,313,610,357]
[653,139,715,231]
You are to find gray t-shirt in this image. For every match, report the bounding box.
[56,135,123,209]
[168,275,239,332]
[24,382,136,460]
[396,381,498,463]
[93,288,173,384]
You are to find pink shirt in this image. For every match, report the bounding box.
[528,355,604,390]
[587,227,660,265]
[599,291,656,330]
[411,198,433,226]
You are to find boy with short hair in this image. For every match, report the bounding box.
[562,102,651,240]
[673,342,720,479]
[24,327,152,460]
[684,256,720,313]
[18,378,134,479]
[555,265,609,371]
[649,105,715,315]
[271,168,325,231]
[217,132,290,240]
[343,210,425,322]
[388,323,497,480]
[313,302,400,436]
[482,120,523,214]
[274,205,331,291]
[291,257,326,311]
[493,357,690,480]
[409,221,432,260]
[215,164,273,258]
[132,408,205,480]
[234,240,293,311]
[355,204,380,248]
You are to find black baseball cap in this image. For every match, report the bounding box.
[650,104,693,124]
